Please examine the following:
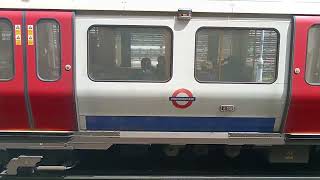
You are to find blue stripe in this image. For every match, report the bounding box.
[86,116,275,132]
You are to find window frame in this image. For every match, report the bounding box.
[305,24,320,86]
[87,25,173,83]
[0,18,15,81]
[194,26,280,84]
[35,18,62,82]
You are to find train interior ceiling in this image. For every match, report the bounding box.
[2,0,320,174]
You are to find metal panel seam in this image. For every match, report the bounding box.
[22,11,34,129]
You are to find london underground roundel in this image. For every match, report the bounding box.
[169,88,196,109]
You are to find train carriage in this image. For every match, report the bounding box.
[0,0,320,175]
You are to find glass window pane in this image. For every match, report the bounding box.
[195,28,279,83]
[306,25,320,84]
[0,19,14,80]
[88,26,172,82]
[36,20,61,81]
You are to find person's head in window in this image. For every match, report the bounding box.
[157,56,165,67]
[156,56,166,79]
[141,57,152,73]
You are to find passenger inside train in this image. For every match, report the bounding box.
[139,57,154,80]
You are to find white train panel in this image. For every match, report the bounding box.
[75,14,291,132]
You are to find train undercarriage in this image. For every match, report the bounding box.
[0,131,316,176]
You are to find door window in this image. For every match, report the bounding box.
[306,25,320,84]
[0,19,14,80]
[36,19,61,81]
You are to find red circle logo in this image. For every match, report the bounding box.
[169,88,196,109]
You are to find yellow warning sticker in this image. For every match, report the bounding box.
[28,35,34,46]
[15,25,21,34]
[27,25,34,45]
[15,25,21,46]
[27,25,33,35]
[15,34,21,46]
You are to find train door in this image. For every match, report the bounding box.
[286,16,320,134]
[25,11,76,130]
[0,11,29,129]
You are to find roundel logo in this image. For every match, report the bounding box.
[169,88,196,109]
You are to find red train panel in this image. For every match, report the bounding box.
[0,11,29,130]
[286,16,320,134]
[25,11,77,131]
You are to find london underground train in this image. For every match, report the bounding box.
[1,0,320,174]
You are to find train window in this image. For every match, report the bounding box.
[0,19,14,81]
[306,25,320,85]
[88,26,172,82]
[36,20,61,81]
[195,28,279,83]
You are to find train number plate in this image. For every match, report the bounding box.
[219,105,235,112]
